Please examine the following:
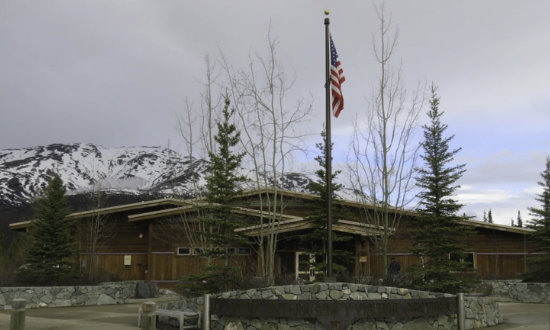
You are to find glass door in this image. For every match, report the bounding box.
[295,252,316,282]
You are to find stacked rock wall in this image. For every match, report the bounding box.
[161,283,502,330]
[484,280,550,303]
[0,281,139,310]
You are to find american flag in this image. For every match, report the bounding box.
[330,35,345,118]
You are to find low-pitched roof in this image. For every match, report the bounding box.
[235,188,416,217]
[9,198,191,230]
[9,188,533,237]
[459,219,533,235]
[235,217,387,237]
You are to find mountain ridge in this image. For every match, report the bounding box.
[0,143,315,207]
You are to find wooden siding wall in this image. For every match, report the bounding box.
[219,195,535,280]
[78,214,149,281]
[81,253,148,281]
[75,197,534,284]
[366,252,531,280]
[80,214,256,287]
[463,228,531,279]
[365,218,533,279]
[149,254,256,283]
[88,216,149,253]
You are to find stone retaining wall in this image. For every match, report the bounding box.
[0,281,139,310]
[484,280,550,303]
[161,283,502,329]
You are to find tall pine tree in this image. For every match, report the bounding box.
[204,97,248,262]
[516,210,523,228]
[411,85,470,293]
[18,174,79,285]
[180,97,248,295]
[487,209,494,224]
[525,157,550,281]
[300,129,353,280]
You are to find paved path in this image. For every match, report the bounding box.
[0,302,142,330]
[0,300,549,329]
[488,302,550,330]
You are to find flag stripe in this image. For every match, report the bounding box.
[330,35,345,118]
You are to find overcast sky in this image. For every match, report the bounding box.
[1,1,549,225]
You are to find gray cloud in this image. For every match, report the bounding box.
[1,1,549,225]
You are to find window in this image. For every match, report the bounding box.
[176,247,191,256]
[450,252,476,271]
[178,246,250,256]
[238,247,251,255]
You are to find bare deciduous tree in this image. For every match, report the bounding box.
[199,55,223,159]
[221,25,311,284]
[170,56,224,263]
[79,189,116,282]
[348,5,424,277]
[176,98,203,196]
[177,54,222,192]
[171,26,311,284]
[77,163,118,282]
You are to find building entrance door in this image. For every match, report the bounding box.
[295,252,316,282]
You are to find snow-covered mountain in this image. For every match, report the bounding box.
[0,143,314,206]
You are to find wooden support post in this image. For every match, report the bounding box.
[10,299,26,330]
[354,236,360,277]
[203,294,210,330]
[146,223,153,283]
[140,301,157,330]
[365,240,371,278]
[457,293,465,330]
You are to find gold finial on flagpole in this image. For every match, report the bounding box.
[324,10,330,16]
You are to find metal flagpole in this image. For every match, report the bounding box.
[324,10,333,280]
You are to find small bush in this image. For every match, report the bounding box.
[178,266,242,297]
[403,264,477,294]
[0,234,28,286]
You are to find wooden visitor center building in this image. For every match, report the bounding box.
[10,189,534,287]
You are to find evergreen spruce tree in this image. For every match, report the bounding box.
[204,97,248,262]
[517,210,523,228]
[525,157,550,281]
[0,233,5,259]
[18,174,79,285]
[410,85,471,293]
[483,211,487,222]
[0,233,6,284]
[180,97,247,295]
[487,209,494,224]
[300,129,353,280]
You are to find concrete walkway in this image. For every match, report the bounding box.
[0,299,548,329]
[0,302,143,330]
[0,297,182,330]
[487,302,550,329]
